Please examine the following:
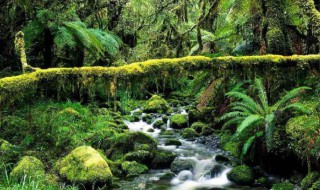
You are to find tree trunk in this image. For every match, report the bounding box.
[43,29,54,68]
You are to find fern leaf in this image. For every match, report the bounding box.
[241,135,255,159]
[265,113,275,151]
[220,111,250,121]
[235,114,263,136]
[283,103,311,114]
[255,78,268,112]
[227,91,264,114]
[223,117,245,128]
[274,86,311,110]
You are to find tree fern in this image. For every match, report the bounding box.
[222,78,310,155]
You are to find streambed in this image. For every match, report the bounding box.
[115,107,269,190]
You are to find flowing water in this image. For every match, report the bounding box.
[116,107,266,190]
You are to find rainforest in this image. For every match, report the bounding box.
[0,0,320,190]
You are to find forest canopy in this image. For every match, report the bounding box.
[1,0,320,70]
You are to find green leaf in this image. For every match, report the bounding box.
[273,86,311,110]
[227,91,264,115]
[241,135,255,159]
[254,78,268,112]
[235,114,263,136]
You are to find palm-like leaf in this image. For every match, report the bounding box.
[255,79,268,112]
[235,114,263,136]
[273,87,312,110]
[283,102,311,114]
[227,91,264,115]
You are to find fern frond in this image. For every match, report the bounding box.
[223,117,245,128]
[54,26,77,48]
[241,135,255,159]
[235,114,263,136]
[265,114,275,151]
[230,102,256,114]
[283,103,311,114]
[254,79,268,112]
[273,86,311,110]
[220,111,250,121]
[227,91,264,115]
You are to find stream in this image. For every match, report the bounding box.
[116,106,268,190]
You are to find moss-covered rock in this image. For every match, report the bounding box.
[191,122,213,136]
[272,182,295,190]
[165,139,182,146]
[121,161,148,177]
[170,158,194,174]
[171,114,188,129]
[124,150,154,165]
[227,165,254,185]
[10,156,45,180]
[301,171,319,190]
[143,95,172,114]
[182,128,198,139]
[153,120,166,129]
[55,146,113,186]
[0,139,18,164]
[107,132,157,160]
[151,151,176,169]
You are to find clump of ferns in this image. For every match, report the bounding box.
[220,78,311,159]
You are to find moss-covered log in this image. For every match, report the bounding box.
[0,55,319,109]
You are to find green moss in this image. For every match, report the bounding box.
[153,120,166,129]
[224,141,241,157]
[272,182,295,190]
[165,139,182,146]
[0,139,18,164]
[171,114,188,129]
[121,161,148,177]
[55,146,113,186]
[107,132,157,160]
[143,95,172,114]
[151,151,176,169]
[227,165,254,185]
[10,156,45,181]
[301,171,320,190]
[124,150,154,165]
[182,128,198,139]
[0,55,319,109]
[311,178,320,190]
[191,122,213,136]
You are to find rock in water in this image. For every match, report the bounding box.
[227,165,254,185]
[55,146,113,187]
[143,95,172,114]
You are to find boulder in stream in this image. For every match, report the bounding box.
[171,114,188,129]
[151,150,176,169]
[143,95,172,114]
[227,165,254,185]
[171,158,195,174]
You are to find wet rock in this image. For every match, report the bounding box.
[153,120,166,129]
[147,128,155,132]
[143,95,172,114]
[171,114,188,129]
[182,128,198,139]
[215,155,230,164]
[121,161,148,177]
[227,165,254,185]
[272,182,295,190]
[195,136,220,149]
[176,170,193,181]
[210,165,226,178]
[151,151,176,169]
[162,116,169,123]
[124,150,154,166]
[171,158,194,174]
[165,139,182,146]
[160,172,176,180]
